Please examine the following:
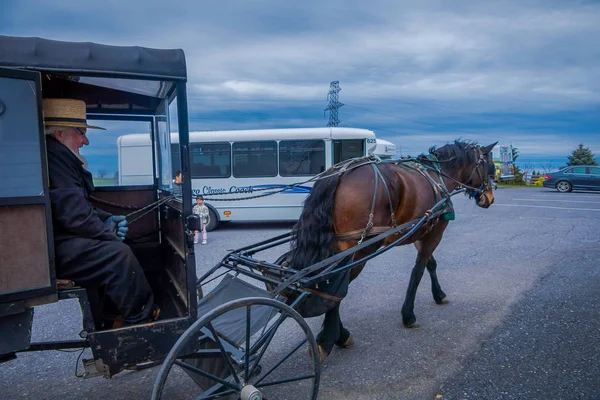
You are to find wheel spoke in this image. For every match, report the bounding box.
[254,338,308,385]
[255,374,316,388]
[174,360,240,392]
[247,311,288,378]
[196,388,238,400]
[207,323,243,387]
[244,305,251,383]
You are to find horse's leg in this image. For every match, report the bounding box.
[426,255,448,305]
[312,250,370,360]
[401,226,446,328]
[314,305,342,362]
[335,312,353,349]
[401,250,428,328]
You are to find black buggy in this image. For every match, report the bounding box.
[0,34,326,400]
[0,35,469,400]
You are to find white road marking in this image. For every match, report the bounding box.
[494,204,600,211]
[531,194,600,198]
[512,198,600,204]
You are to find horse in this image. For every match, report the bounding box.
[285,140,497,362]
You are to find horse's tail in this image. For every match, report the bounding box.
[288,173,341,271]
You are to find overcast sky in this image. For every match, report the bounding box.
[2,0,599,173]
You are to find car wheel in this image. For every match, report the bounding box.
[205,208,218,231]
[556,181,572,193]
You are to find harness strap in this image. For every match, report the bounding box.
[372,163,397,227]
[358,164,380,244]
[273,188,460,297]
[304,288,344,303]
[335,219,418,241]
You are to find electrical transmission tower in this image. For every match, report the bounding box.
[324,81,344,127]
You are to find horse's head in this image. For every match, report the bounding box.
[463,142,497,208]
[429,140,498,208]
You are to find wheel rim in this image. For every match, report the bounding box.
[557,181,570,192]
[151,297,320,400]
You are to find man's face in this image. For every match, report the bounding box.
[175,173,182,183]
[55,127,89,155]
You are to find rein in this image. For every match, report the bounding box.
[272,189,467,296]
[333,146,493,242]
[410,147,492,200]
[90,195,175,225]
[197,155,383,201]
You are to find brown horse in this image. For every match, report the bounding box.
[287,140,497,361]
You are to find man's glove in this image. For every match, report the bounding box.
[104,215,129,241]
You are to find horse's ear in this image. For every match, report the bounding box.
[482,142,498,154]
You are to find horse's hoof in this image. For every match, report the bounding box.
[403,321,420,329]
[308,344,328,363]
[436,297,449,305]
[336,335,354,349]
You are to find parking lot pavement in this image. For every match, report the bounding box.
[1,188,598,399]
[493,188,600,214]
[438,244,600,400]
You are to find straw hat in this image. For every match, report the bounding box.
[43,98,105,131]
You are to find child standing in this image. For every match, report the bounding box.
[192,195,209,244]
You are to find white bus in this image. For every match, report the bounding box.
[118,127,377,230]
[371,138,396,160]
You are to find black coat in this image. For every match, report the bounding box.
[46,136,117,242]
[46,137,155,325]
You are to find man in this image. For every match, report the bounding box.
[43,98,158,326]
[172,170,183,198]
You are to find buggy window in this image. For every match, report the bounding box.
[82,120,153,186]
[232,141,277,178]
[168,97,182,185]
[279,140,325,176]
[157,115,172,189]
[0,76,44,197]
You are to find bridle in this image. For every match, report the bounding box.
[462,146,493,204]
[417,145,493,204]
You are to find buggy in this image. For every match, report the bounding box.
[0,34,324,399]
[0,35,490,400]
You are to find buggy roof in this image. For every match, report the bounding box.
[0,35,187,80]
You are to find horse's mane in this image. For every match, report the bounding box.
[422,139,478,170]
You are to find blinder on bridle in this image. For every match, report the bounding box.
[463,146,494,206]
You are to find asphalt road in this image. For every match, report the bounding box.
[1,188,599,399]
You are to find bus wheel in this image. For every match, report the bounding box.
[205,209,219,231]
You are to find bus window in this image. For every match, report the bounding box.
[232,141,277,178]
[333,139,365,164]
[190,142,231,178]
[279,140,325,176]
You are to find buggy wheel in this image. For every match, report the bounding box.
[152,297,320,400]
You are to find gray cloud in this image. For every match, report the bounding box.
[3,0,599,159]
